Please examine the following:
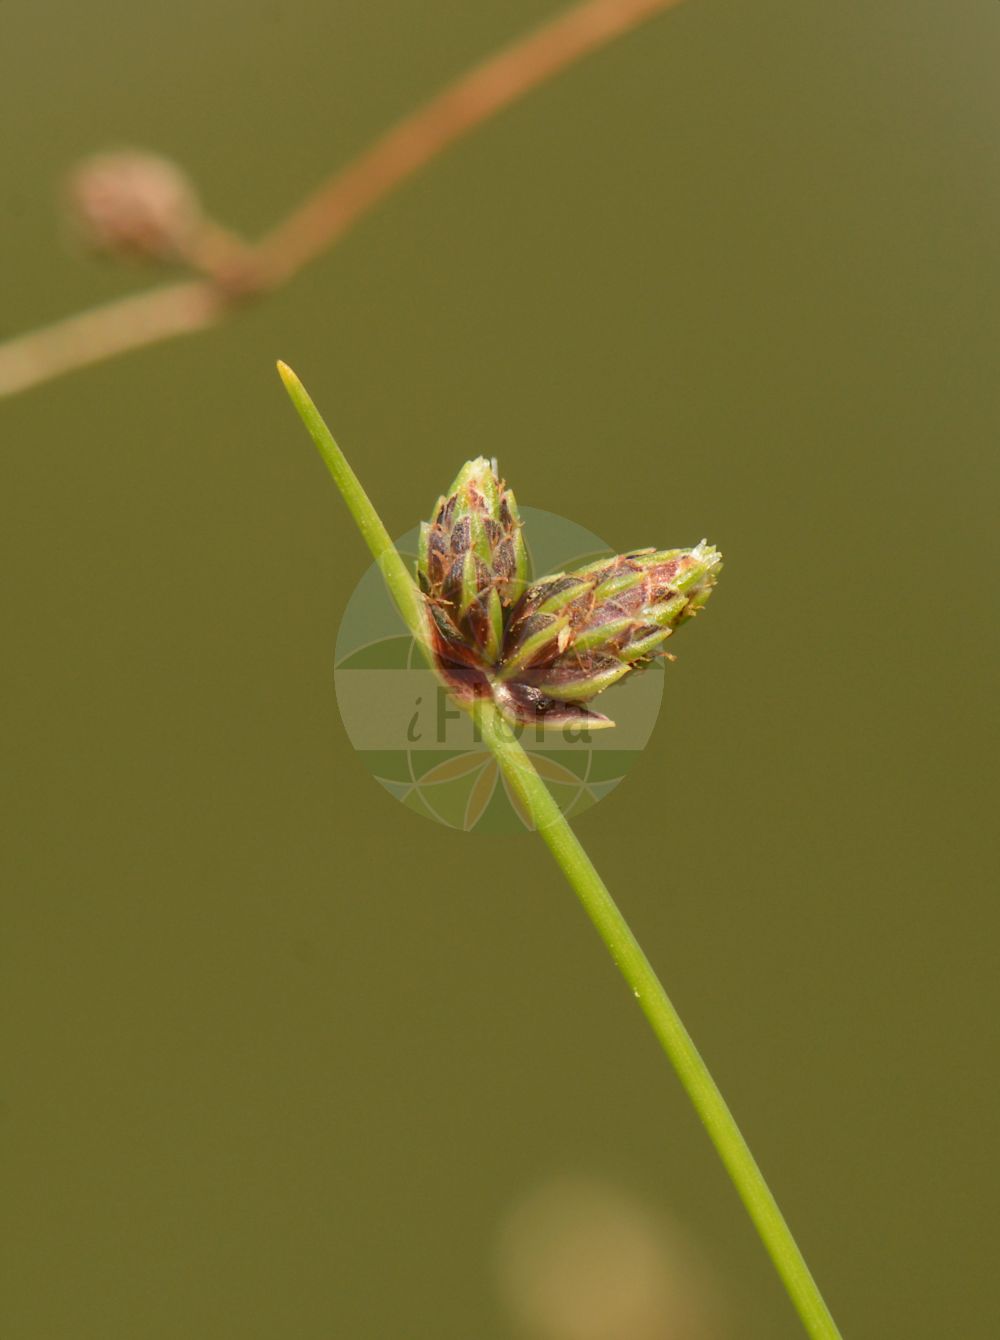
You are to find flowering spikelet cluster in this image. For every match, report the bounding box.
[417,459,721,729]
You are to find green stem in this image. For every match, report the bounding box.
[278,364,843,1340]
[277,361,428,645]
[473,696,842,1340]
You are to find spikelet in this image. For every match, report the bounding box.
[417,457,527,667]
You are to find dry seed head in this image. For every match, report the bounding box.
[65,150,203,264]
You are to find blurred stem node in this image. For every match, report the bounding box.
[0,0,688,400]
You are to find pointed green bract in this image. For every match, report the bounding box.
[572,615,636,654]
[447,457,500,519]
[497,609,571,680]
[504,488,529,601]
[531,657,632,701]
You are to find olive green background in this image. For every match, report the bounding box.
[2,2,998,1337]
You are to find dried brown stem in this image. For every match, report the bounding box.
[0,0,685,400]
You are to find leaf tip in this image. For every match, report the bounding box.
[276,360,315,421]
